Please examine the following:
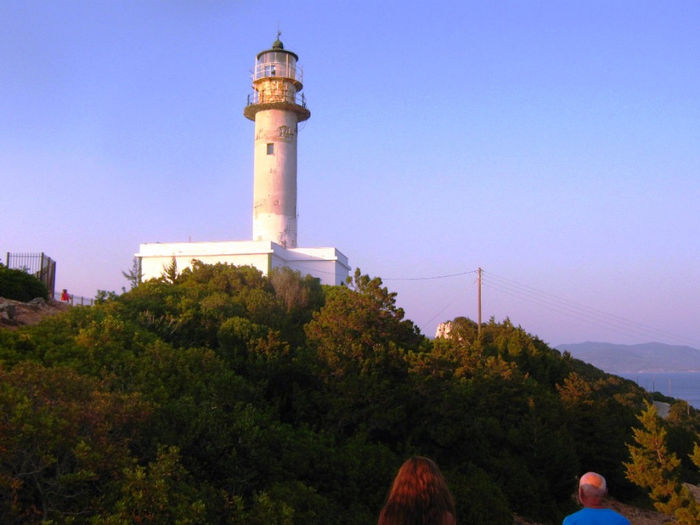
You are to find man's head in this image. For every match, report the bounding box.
[578,472,607,507]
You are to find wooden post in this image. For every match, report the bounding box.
[477,267,482,339]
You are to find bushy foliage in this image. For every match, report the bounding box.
[0,362,151,523]
[1,262,695,523]
[624,402,700,523]
[0,265,48,302]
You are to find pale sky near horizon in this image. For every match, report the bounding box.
[2,1,698,348]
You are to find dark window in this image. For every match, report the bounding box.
[267,143,274,155]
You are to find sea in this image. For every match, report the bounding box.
[619,372,700,410]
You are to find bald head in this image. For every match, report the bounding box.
[578,472,607,506]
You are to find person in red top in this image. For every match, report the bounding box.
[60,289,69,302]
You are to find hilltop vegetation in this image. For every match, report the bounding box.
[0,263,698,524]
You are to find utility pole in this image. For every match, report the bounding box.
[477,267,482,339]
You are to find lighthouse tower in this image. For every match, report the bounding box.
[136,36,349,286]
[244,34,310,249]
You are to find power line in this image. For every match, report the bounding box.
[383,270,477,281]
[482,270,696,347]
[277,262,695,346]
[420,289,465,333]
[373,269,478,334]
[280,264,477,282]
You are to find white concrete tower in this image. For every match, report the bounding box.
[244,35,310,249]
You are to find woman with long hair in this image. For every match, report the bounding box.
[378,456,457,525]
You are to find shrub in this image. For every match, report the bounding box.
[0,265,49,301]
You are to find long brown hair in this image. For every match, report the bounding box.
[378,456,456,525]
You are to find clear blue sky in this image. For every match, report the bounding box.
[2,1,698,348]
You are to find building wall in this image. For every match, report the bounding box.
[275,246,350,286]
[137,240,349,286]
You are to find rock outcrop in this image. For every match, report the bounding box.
[0,297,70,328]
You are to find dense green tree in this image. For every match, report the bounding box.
[556,371,641,499]
[624,402,699,523]
[444,316,479,343]
[481,317,570,387]
[117,262,285,349]
[305,269,422,375]
[269,267,323,315]
[0,362,151,523]
[121,257,143,290]
[162,257,179,284]
[0,262,678,524]
[446,463,512,524]
[269,267,324,346]
[666,400,700,484]
[303,271,425,444]
[217,316,268,365]
[100,445,206,524]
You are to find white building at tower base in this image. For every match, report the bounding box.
[137,240,349,286]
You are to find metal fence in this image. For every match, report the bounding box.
[62,294,94,306]
[5,252,56,299]
[246,89,307,107]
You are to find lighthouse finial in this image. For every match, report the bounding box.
[272,27,284,50]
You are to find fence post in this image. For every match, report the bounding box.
[51,261,56,299]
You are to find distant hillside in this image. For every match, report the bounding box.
[556,341,700,373]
